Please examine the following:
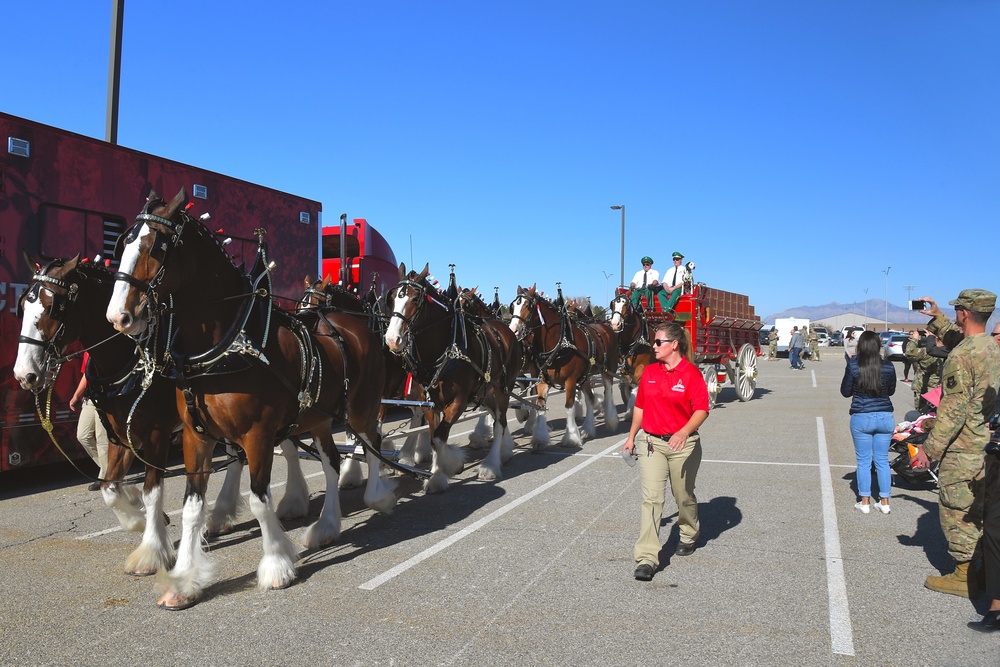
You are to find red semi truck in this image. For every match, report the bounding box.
[0,112,334,472]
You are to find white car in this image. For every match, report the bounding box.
[885,334,908,361]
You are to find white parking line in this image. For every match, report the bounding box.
[816,416,855,656]
[358,439,628,591]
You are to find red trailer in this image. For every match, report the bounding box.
[320,217,398,298]
[628,281,762,408]
[1,112,322,472]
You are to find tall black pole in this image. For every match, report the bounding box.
[105,0,125,144]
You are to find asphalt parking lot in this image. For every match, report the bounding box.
[0,351,995,666]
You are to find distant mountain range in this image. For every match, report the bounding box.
[763,299,953,325]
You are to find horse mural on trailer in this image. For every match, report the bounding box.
[508,285,620,448]
[105,189,391,609]
[384,265,522,489]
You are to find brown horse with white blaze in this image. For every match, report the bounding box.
[106,189,387,609]
[508,286,620,447]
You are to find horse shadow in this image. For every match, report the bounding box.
[656,495,743,567]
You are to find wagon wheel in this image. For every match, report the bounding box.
[701,365,718,410]
[735,343,758,402]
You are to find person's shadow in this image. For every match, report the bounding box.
[657,496,742,567]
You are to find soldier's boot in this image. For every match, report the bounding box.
[924,561,970,597]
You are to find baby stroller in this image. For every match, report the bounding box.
[889,428,940,488]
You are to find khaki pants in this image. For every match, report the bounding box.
[634,432,702,566]
[77,399,109,478]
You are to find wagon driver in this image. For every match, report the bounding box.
[661,251,687,314]
[629,256,668,311]
[623,322,710,582]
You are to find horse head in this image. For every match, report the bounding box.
[106,188,190,336]
[609,293,632,332]
[14,255,116,391]
[385,262,440,353]
[507,284,538,341]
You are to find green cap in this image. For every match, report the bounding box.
[949,288,996,313]
[672,251,684,260]
[641,256,653,265]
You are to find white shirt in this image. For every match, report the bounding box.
[662,263,684,288]
[630,268,659,288]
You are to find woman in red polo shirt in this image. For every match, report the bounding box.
[623,321,710,582]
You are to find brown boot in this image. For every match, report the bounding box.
[924,561,970,597]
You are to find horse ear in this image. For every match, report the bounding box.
[22,250,38,274]
[66,254,81,270]
[164,188,188,216]
[303,275,313,288]
[398,262,407,279]
[321,274,332,288]
[419,263,430,279]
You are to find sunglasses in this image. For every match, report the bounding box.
[653,338,676,347]
[992,333,1000,338]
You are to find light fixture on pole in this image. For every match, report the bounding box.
[883,266,891,331]
[610,205,625,287]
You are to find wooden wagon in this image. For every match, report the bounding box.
[624,282,763,408]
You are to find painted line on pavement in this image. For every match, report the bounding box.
[358,438,627,591]
[817,415,855,656]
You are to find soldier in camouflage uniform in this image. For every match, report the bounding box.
[808,329,821,362]
[905,331,943,412]
[768,329,778,361]
[911,289,1000,597]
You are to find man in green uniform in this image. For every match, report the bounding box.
[808,328,821,362]
[767,329,778,361]
[912,289,1000,597]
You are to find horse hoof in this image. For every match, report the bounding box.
[157,591,197,611]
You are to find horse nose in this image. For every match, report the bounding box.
[386,335,401,352]
[21,372,38,390]
[110,311,132,332]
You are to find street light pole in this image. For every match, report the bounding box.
[610,205,625,287]
[883,266,891,331]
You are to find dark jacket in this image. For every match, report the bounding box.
[840,357,896,414]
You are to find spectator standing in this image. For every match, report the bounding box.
[844,330,858,361]
[623,322,710,581]
[910,290,1000,597]
[788,326,805,370]
[808,328,821,362]
[841,331,896,513]
[767,328,778,361]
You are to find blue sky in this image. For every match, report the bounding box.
[7,2,999,319]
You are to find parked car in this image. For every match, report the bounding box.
[829,332,843,346]
[817,332,829,347]
[885,334,908,361]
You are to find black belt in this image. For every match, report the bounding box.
[647,432,674,439]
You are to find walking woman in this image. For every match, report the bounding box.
[840,330,896,513]
[623,322,710,581]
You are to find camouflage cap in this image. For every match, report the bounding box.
[949,288,996,313]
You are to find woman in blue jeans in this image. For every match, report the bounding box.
[840,331,896,514]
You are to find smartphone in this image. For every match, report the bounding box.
[909,299,927,311]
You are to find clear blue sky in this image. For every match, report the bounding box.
[7,1,999,318]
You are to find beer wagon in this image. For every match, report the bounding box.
[629,282,763,408]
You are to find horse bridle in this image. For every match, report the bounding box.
[508,292,545,342]
[17,268,80,382]
[113,205,188,311]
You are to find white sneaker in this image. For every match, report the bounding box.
[854,501,871,514]
[875,503,891,514]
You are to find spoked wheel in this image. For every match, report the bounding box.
[735,343,758,402]
[701,365,719,410]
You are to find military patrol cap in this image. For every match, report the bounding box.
[672,252,684,260]
[641,256,654,265]
[948,288,996,314]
